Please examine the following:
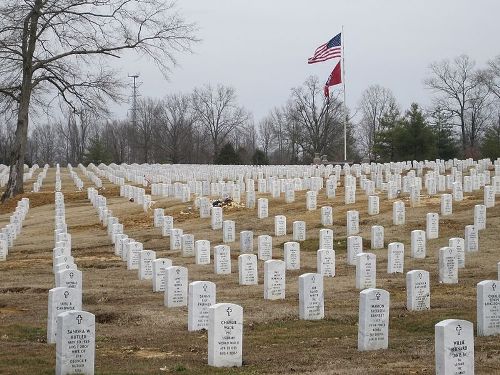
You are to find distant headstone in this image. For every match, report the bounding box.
[346,210,359,236]
[411,230,426,259]
[195,240,211,265]
[439,247,458,284]
[347,235,363,266]
[284,241,300,270]
[257,198,268,219]
[441,194,453,216]
[182,234,195,257]
[392,201,405,225]
[162,215,173,236]
[358,288,390,351]
[170,228,183,251]
[306,191,317,210]
[449,237,465,268]
[435,319,474,375]
[299,273,324,320]
[368,195,379,215]
[223,220,236,243]
[464,225,478,252]
[56,269,82,290]
[321,206,333,226]
[317,249,335,277]
[274,215,287,236]
[211,207,223,230]
[138,250,156,280]
[239,230,254,253]
[319,229,334,250]
[474,204,486,231]
[387,242,404,274]
[292,221,306,241]
[371,225,384,249]
[426,213,439,240]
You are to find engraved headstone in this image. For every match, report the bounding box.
[299,273,324,320]
[164,266,188,307]
[182,234,195,257]
[449,237,465,269]
[477,280,500,336]
[238,254,258,285]
[195,240,211,265]
[138,250,156,280]
[47,287,82,344]
[264,260,286,300]
[435,319,474,375]
[392,201,405,225]
[441,194,453,216]
[239,230,254,253]
[346,210,359,236]
[387,242,404,274]
[368,195,379,215]
[317,249,335,277]
[406,270,430,311]
[464,225,478,252]
[319,228,334,250]
[188,281,216,332]
[371,225,384,250]
[439,247,458,284]
[321,206,333,226]
[411,230,426,259]
[208,303,243,367]
[257,198,268,219]
[170,228,183,251]
[223,220,236,243]
[284,241,300,270]
[356,253,376,289]
[274,215,287,236]
[347,235,363,266]
[257,235,272,260]
[358,288,390,351]
[426,213,439,240]
[152,258,172,292]
[292,221,306,241]
[214,245,231,275]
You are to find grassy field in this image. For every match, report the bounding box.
[0,168,499,374]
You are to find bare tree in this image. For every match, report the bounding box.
[288,76,344,162]
[483,55,500,100]
[424,55,489,156]
[191,84,249,161]
[357,84,398,161]
[134,97,163,163]
[157,93,194,163]
[258,117,275,158]
[0,0,197,201]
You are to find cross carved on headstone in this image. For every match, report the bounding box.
[456,324,462,335]
[375,292,381,301]
[76,315,83,324]
[64,291,69,298]
[226,307,232,317]
[492,283,497,291]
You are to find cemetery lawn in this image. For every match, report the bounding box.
[1,168,500,374]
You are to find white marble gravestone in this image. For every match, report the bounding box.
[56,310,95,375]
[387,242,404,274]
[426,213,439,240]
[474,204,486,231]
[162,215,173,236]
[441,194,453,216]
[182,234,195,257]
[170,228,183,251]
[274,215,287,236]
[321,206,333,226]
[284,241,300,270]
[47,287,82,344]
[439,247,458,284]
[464,225,478,253]
[195,240,211,265]
[477,280,500,336]
[164,266,188,307]
[411,230,426,259]
[152,258,172,292]
[239,230,254,253]
[56,269,82,290]
[126,241,143,270]
[346,210,359,235]
[257,198,268,219]
[317,249,335,277]
[292,221,306,241]
[406,270,430,311]
[208,303,243,367]
[211,207,223,230]
[214,245,231,275]
[435,319,474,375]
[306,191,317,210]
[347,235,363,266]
[188,281,216,332]
[392,201,405,225]
[257,235,272,260]
[238,254,258,285]
[371,226,384,250]
[138,250,156,280]
[299,273,324,320]
[358,288,390,351]
[449,237,465,269]
[223,220,236,243]
[368,195,380,215]
[319,228,334,250]
[264,260,286,300]
[356,253,376,289]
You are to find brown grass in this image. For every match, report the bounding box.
[0,168,499,374]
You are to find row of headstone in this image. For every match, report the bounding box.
[33,164,49,192]
[67,164,84,191]
[0,197,30,261]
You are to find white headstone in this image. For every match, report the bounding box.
[214,245,231,275]
[238,254,258,285]
[426,213,439,240]
[152,258,172,292]
[317,249,335,277]
[162,215,173,236]
[411,230,426,259]
[387,242,404,274]
[138,250,156,280]
[392,201,405,225]
[264,260,286,300]
[306,191,317,210]
[474,204,486,231]
[223,220,236,243]
[321,206,333,226]
[477,280,500,336]
[208,303,243,367]
[319,228,334,250]
[284,241,300,270]
[195,240,211,265]
[356,253,376,289]
[164,266,188,307]
[299,273,324,320]
[56,269,82,290]
[239,230,254,253]
[449,237,465,269]
[406,270,430,311]
[346,210,359,236]
[439,247,458,284]
[211,207,223,230]
[368,195,380,215]
[274,215,287,236]
[358,288,390,351]
[182,234,195,257]
[257,198,268,219]
[170,228,183,251]
[292,221,306,241]
[371,225,384,250]
[441,194,453,216]
[47,287,82,344]
[435,319,474,375]
[188,281,216,332]
[56,310,95,375]
[257,235,272,261]
[464,225,478,253]
[347,235,363,266]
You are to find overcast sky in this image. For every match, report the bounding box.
[111,0,500,123]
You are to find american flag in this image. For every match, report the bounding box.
[308,33,342,64]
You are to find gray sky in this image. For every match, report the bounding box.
[111,0,500,123]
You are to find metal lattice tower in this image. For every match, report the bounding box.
[128,74,140,127]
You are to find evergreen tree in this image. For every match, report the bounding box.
[214,143,241,165]
[251,149,269,165]
[372,106,402,162]
[481,120,500,160]
[397,103,436,161]
[429,108,459,160]
[84,135,112,165]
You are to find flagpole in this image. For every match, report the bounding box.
[342,25,347,162]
